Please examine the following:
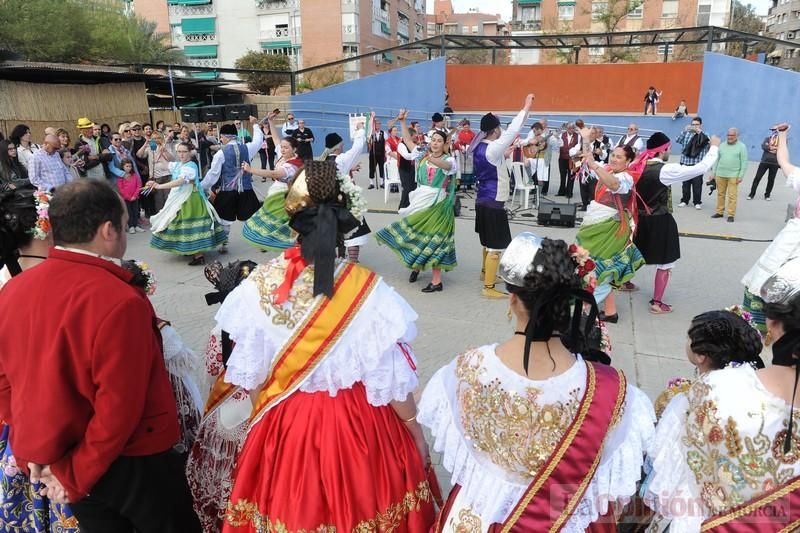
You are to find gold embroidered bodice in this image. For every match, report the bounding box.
[455,349,581,480]
[250,260,317,330]
[683,370,800,515]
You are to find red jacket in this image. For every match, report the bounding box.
[0,248,179,500]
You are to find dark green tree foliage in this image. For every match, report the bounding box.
[234,51,291,95]
[0,0,185,64]
[728,1,773,56]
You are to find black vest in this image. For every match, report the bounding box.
[398,141,414,175]
[637,162,670,215]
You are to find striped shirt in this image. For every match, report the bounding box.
[29,149,74,191]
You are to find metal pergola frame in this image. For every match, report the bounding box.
[115,26,797,96]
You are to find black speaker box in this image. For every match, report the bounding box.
[225,103,258,120]
[537,202,577,227]
[201,105,226,122]
[180,107,201,123]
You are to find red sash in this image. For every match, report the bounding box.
[495,362,626,532]
[701,476,800,532]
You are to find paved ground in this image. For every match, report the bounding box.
[131,154,792,399]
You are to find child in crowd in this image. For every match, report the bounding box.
[59,148,82,181]
[672,99,689,120]
[117,158,145,234]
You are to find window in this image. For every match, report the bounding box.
[472,25,479,33]
[343,44,359,55]
[697,4,711,25]
[589,47,605,56]
[657,44,675,56]
[662,0,678,18]
[427,22,435,34]
[592,2,608,20]
[559,5,575,19]
[789,31,796,39]
[627,4,643,18]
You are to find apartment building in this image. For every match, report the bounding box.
[426,0,506,37]
[132,0,427,80]
[509,0,732,64]
[766,0,800,70]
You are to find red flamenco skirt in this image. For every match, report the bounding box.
[223,382,435,533]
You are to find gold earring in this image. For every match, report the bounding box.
[507,308,513,322]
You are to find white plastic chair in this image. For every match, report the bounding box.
[510,161,536,210]
[383,160,402,204]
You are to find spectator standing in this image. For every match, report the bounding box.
[143,123,153,141]
[426,112,448,142]
[127,122,154,221]
[100,123,112,141]
[56,129,72,152]
[368,120,386,189]
[108,132,138,184]
[9,124,39,170]
[117,158,144,233]
[233,119,251,143]
[616,123,645,154]
[748,132,780,200]
[556,122,581,197]
[281,113,298,137]
[155,120,166,134]
[291,119,315,160]
[119,123,132,143]
[258,118,276,172]
[141,130,176,212]
[0,140,29,188]
[74,118,109,181]
[0,179,202,533]
[675,116,710,209]
[59,149,82,181]
[644,86,662,115]
[710,127,748,223]
[29,135,73,191]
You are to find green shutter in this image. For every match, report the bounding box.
[518,0,542,4]
[380,21,390,34]
[382,52,393,63]
[260,41,292,49]
[168,0,211,5]
[191,71,219,80]
[558,1,576,4]
[183,44,218,57]
[181,17,216,34]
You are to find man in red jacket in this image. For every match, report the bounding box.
[0,179,200,532]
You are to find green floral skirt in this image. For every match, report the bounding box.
[577,217,644,286]
[151,191,227,255]
[242,192,295,252]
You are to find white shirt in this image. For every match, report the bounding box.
[281,120,299,137]
[484,108,528,167]
[200,126,263,190]
[557,133,583,157]
[617,134,645,153]
[397,142,415,161]
[334,129,367,176]
[648,145,719,185]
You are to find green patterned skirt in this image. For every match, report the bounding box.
[577,217,645,286]
[375,198,457,271]
[743,288,767,336]
[151,191,227,255]
[242,192,295,252]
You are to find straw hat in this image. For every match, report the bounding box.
[76,117,95,129]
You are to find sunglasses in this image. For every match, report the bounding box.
[112,138,122,141]
[123,129,131,132]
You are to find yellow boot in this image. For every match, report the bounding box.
[481,251,508,299]
[480,247,487,281]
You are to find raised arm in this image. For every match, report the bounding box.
[397,109,417,152]
[336,124,367,176]
[245,116,264,159]
[776,127,797,178]
[660,136,722,185]
[485,93,534,165]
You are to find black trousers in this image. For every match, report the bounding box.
[258,137,276,170]
[580,178,597,208]
[680,175,704,205]
[369,152,386,183]
[557,159,571,196]
[398,166,416,209]
[70,451,201,533]
[750,163,779,198]
[644,101,656,115]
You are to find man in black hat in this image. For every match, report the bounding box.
[426,112,448,143]
[632,130,721,315]
[472,94,535,298]
[199,116,263,253]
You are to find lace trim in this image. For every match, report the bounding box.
[419,363,655,531]
[225,480,432,533]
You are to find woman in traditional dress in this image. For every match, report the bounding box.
[148,141,227,266]
[221,160,436,532]
[376,109,457,293]
[645,257,800,532]
[577,145,645,322]
[419,233,655,532]
[0,185,80,533]
[241,114,304,252]
[742,123,800,337]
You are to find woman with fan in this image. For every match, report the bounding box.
[418,233,655,532]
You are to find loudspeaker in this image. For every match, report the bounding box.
[201,105,226,122]
[225,103,258,120]
[180,107,201,123]
[537,202,577,227]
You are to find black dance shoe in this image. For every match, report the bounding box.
[421,282,443,293]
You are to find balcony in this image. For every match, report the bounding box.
[187,57,220,68]
[173,32,217,43]
[510,21,542,32]
[397,20,410,38]
[255,0,298,10]
[342,23,359,40]
[260,27,301,41]
[168,3,214,16]
[373,6,390,24]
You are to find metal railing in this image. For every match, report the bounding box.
[186,58,220,67]
[168,3,214,16]
[174,33,217,43]
[255,0,298,10]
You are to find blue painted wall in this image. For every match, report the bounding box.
[290,58,446,156]
[697,52,800,157]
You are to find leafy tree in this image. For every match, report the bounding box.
[447,49,492,64]
[728,1,773,56]
[234,51,291,95]
[0,0,184,64]
[582,0,644,62]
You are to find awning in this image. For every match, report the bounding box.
[260,41,293,49]
[183,45,218,58]
[181,17,216,35]
[168,0,211,4]
[382,52,393,63]
[768,49,784,58]
[518,0,542,4]
[380,21,391,34]
[191,72,219,80]
[558,1,576,5]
